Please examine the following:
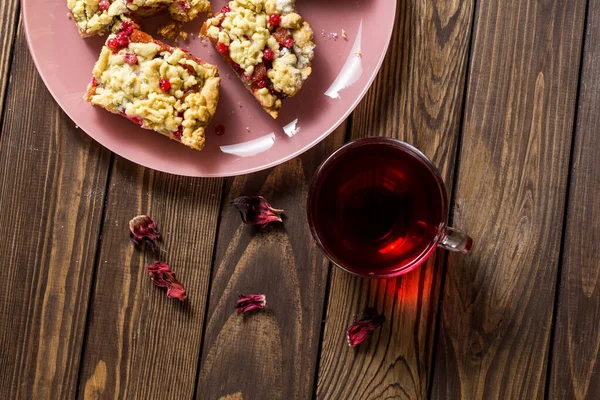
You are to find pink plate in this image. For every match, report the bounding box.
[22,0,396,177]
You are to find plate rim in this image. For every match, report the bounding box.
[21,0,397,177]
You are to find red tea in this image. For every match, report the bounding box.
[308,140,445,276]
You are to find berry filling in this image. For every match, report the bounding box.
[251,63,267,83]
[216,42,229,54]
[231,62,243,72]
[119,111,143,126]
[182,63,196,75]
[272,27,292,47]
[173,126,183,141]
[221,5,231,13]
[124,53,138,65]
[247,63,279,95]
[98,0,110,11]
[176,1,191,11]
[256,79,267,88]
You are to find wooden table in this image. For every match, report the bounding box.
[1,0,599,398]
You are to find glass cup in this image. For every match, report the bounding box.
[307,137,472,278]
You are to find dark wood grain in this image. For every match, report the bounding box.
[316,0,475,398]
[78,157,223,399]
[196,125,346,400]
[0,0,594,399]
[431,0,587,398]
[0,26,111,399]
[0,0,19,119]
[548,1,600,398]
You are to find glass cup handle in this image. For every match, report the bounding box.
[438,227,473,254]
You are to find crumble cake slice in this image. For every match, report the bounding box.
[201,0,314,119]
[85,22,220,151]
[68,0,211,37]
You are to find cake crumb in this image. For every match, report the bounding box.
[179,31,188,40]
[157,22,179,41]
[354,50,362,57]
[341,29,347,40]
[321,30,341,41]
[219,393,243,400]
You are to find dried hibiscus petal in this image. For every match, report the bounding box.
[236,294,267,313]
[145,261,187,301]
[346,307,385,347]
[231,196,283,228]
[129,215,161,250]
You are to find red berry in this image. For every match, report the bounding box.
[98,0,110,11]
[216,42,229,54]
[107,38,119,50]
[91,76,97,86]
[127,0,133,3]
[220,5,230,13]
[269,14,281,27]
[159,79,171,91]
[284,37,294,48]
[173,126,183,140]
[124,54,138,65]
[215,124,225,136]
[262,48,274,61]
[256,79,267,88]
[116,32,130,47]
[120,21,134,35]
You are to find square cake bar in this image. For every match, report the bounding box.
[85,22,220,151]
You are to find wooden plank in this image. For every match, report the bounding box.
[315,0,475,398]
[77,157,223,399]
[0,26,111,398]
[430,0,587,398]
[196,126,346,400]
[0,0,19,118]
[548,1,600,398]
